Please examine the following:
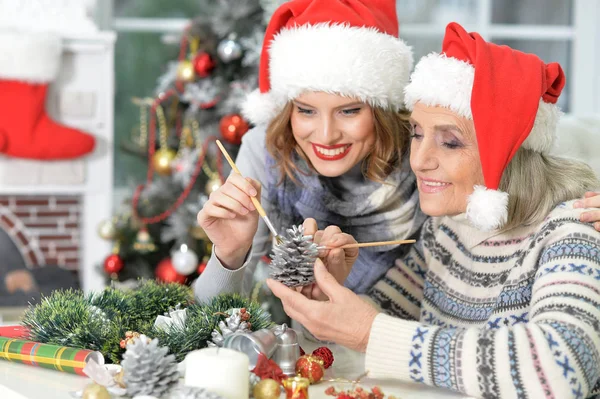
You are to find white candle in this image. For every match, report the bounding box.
[184,347,249,399]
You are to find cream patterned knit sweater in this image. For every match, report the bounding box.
[365,201,600,399]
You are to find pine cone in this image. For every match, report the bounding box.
[208,309,252,347]
[169,386,225,399]
[269,225,319,287]
[121,334,179,398]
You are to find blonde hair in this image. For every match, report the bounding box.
[499,148,599,230]
[265,102,410,185]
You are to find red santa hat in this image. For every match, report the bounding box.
[404,22,566,231]
[242,0,413,126]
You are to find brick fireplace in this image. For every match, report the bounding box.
[0,195,81,271]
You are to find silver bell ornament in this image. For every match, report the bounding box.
[223,328,278,369]
[217,35,243,63]
[171,243,198,275]
[271,324,300,376]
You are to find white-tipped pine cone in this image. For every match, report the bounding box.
[169,386,225,399]
[270,225,319,287]
[121,334,179,398]
[208,308,251,347]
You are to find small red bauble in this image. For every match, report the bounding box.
[155,258,187,284]
[219,114,249,145]
[192,52,215,78]
[312,347,334,369]
[295,355,324,384]
[197,261,207,274]
[103,254,124,274]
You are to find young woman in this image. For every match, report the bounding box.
[194,0,424,300]
[269,23,600,399]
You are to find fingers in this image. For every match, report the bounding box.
[266,279,313,322]
[197,203,235,226]
[314,230,324,245]
[303,218,318,237]
[581,210,600,224]
[204,174,259,216]
[574,192,600,208]
[313,258,344,300]
[246,177,262,198]
[320,225,342,245]
[300,284,313,300]
[595,222,600,232]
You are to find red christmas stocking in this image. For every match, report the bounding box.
[0,32,95,160]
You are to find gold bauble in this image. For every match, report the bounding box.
[133,228,157,253]
[253,378,281,399]
[152,148,177,175]
[205,177,222,195]
[177,60,196,82]
[97,219,116,240]
[82,383,110,399]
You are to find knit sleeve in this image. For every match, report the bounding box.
[364,219,430,320]
[193,127,272,301]
[365,233,600,399]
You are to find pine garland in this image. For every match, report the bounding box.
[22,281,272,363]
[22,289,125,362]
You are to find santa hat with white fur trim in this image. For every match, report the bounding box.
[241,0,413,126]
[404,22,566,231]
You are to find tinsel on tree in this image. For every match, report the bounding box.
[98,0,288,285]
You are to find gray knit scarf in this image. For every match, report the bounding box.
[265,152,427,293]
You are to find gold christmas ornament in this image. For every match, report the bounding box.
[152,148,177,175]
[97,218,117,240]
[133,228,157,253]
[176,59,196,82]
[205,177,222,195]
[82,383,110,399]
[253,378,281,399]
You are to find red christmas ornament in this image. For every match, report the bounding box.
[312,347,334,369]
[155,258,187,284]
[103,254,124,274]
[299,346,305,357]
[252,353,285,384]
[192,52,215,78]
[219,114,249,145]
[197,260,207,274]
[295,355,324,384]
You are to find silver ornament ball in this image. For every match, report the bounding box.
[217,38,243,63]
[172,244,198,275]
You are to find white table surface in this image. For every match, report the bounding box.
[0,338,474,399]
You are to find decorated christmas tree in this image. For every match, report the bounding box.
[99,0,285,286]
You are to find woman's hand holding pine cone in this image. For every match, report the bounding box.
[299,218,358,301]
[197,174,261,270]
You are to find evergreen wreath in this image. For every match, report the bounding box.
[22,280,272,363]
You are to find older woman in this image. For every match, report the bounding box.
[268,23,600,399]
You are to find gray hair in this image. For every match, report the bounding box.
[499,148,600,231]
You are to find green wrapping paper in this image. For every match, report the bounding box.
[0,336,103,375]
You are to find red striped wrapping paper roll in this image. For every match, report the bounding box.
[0,336,104,375]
